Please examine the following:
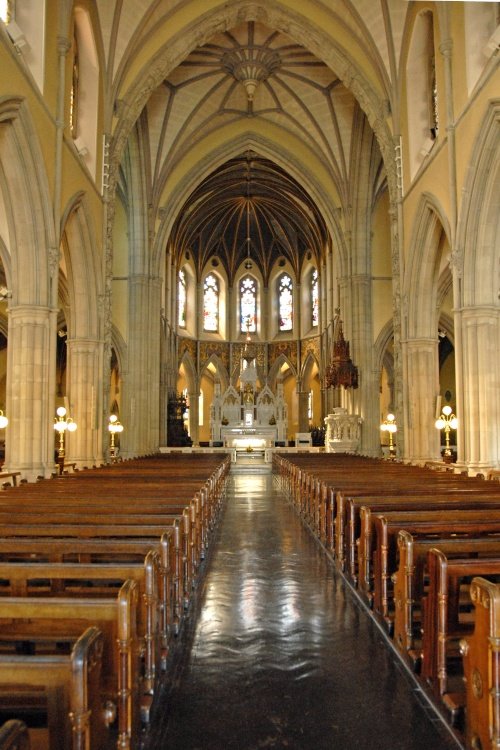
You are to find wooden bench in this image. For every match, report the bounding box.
[420,550,500,723]
[392,531,500,658]
[460,577,500,750]
[0,553,162,696]
[0,580,140,749]
[352,493,500,590]
[0,719,30,749]
[0,626,106,750]
[370,510,500,624]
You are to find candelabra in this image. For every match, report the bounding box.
[380,413,397,458]
[435,405,458,460]
[53,406,77,472]
[108,414,124,460]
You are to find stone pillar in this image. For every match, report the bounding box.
[297,389,309,433]
[404,337,441,463]
[123,274,161,457]
[350,274,379,456]
[188,386,200,446]
[4,305,57,481]
[460,307,499,473]
[65,338,104,468]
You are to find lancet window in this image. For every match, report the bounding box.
[203,273,219,332]
[278,274,293,332]
[178,269,186,328]
[240,276,257,333]
[70,27,80,139]
[311,269,319,327]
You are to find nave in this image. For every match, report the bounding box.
[144,469,459,750]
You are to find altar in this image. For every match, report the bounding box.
[210,325,287,451]
[221,426,277,452]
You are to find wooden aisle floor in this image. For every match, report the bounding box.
[143,468,461,750]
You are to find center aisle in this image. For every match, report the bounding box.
[145,470,460,750]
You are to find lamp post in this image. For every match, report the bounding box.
[108,415,124,461]
[435,405,458,461]
[53,406,77,473]
[380,413,397,458]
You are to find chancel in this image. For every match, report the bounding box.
[0,2,498,749]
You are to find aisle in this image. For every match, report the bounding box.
[145,471,460,750]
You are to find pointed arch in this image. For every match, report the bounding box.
[0,97,56,305]
[459,100,500,308]
[60,192,102,339]
[267,353,297,390]
[199,353,230,395]
[405,193,451,338]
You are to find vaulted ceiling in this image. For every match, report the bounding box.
[103,2,404,280]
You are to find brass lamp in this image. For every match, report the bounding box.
[435,405,458,459]
[380,413,397,458]
[54,406,77,472]
[108,414,124,460]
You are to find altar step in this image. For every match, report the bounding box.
[231,458,271,475]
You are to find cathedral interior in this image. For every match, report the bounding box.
[0,3,499,749]
[0,1,498,478]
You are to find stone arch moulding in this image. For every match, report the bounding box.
[300,350,319,387]
[177,347,198,396]
[374,319,395,375]
[267,353,297,391]
[458,99,500,308]
[110,1,396,211]
[60,192,102,340]
[405,192,452,339]
[0,97,56,306]
[199,352,230,396]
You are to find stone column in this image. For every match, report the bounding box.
[297,389,309,433]
[65,338,104,468]
[460,307,499,473]
[124,274,161,457]
[404,337,441,462]
[188,386,200,446]
[4,305,57,481]
[350,274,379,456]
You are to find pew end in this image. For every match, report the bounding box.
[461,577,500,750]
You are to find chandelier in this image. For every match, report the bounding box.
[325,316,359,390]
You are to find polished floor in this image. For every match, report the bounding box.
[144,468,461,750]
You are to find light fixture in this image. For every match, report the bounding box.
[380,413,397,458]
[108,414,124,460]
[435,405,458,460]
[53,406,77,472]
[0,410,8,429]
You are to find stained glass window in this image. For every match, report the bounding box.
[278,274,293,332]
[70,28,79,139]
[0,1,11,23]
[178,269,186,328]
[311,269,319,327]
[240,276,257,333]
[203,273,219,332]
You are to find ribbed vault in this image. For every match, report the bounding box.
[169,152,329,284]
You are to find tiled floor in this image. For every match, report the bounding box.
[144,469,462,749]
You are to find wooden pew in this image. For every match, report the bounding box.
[0,720,30,749]
[0,553,161,697]
[0,580,140,749]
[420,550,500,723]
[392,532,500,659]
[0,626,106,750]
[366,510,500,620]
[353,494,500,591]
[460,577,500,750]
